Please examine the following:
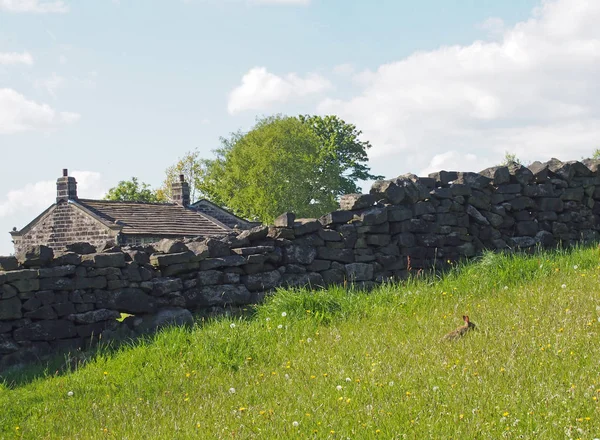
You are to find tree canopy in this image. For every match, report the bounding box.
[104,177,164,203]
[198,114,382,223]
[159,149,206,203]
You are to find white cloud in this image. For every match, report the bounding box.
[228,67,331,114]
[0,0,68,13]
[0,88,80,134]
[318,0,600,179]
[332,63,355,76]
[477,17,505,38]
[0,51,33,65]
[34,73,65,98]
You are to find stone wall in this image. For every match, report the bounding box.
[2,157,600,370]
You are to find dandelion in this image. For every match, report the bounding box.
[432,386,440,392]
[103,371,108,376]
[292,421,299,427]
[574,265,579,269]
[277,324,283,329]
[230,323,236,329]
[336,385,343,391]
[266,317,270,322]
[281,312,287,317]
[345,377,351,382]
[388,381,394,386]
[228,387,236,394]
[561,284,567,289]
[366,404,373,412]
[67,391,74,397]
[503,286,508,290]
[307,338,313,343]
[284,374,290,380]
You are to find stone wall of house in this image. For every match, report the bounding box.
[12,202,119,256]
[2,157,600,370]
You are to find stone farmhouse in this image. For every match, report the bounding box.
[9,170,254,254]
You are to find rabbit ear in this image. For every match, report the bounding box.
[463,315,469,322]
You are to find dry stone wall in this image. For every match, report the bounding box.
[2,157,600,370]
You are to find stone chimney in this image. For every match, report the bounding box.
[56,169,78,203]
[171,174,190,207]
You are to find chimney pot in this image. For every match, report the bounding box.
[56,169,78,203]
[171,176,190,207]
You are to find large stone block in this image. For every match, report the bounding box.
[508,163,534,185]
[17,245,54,268]
[370,179,405,204]
[150,251,194,267]
[242,270,282,291]
[105,288,155,314]
[282,272,324,289]
[0,334,19,354]
[345,263,374,281]
[294,219,322,236]
[0,256,18,271]
[479,166,510,185]
[237,225,269,242]
[151,278,183,296]
[339,194,375,211]
[455,172,492,189]
[537,198,564,212]
[316,247,354,263]
[319,210,354,226]
[14,320,77,341]
[184,284,251,307]
[0,296,22,320]
[155,239,189,254]
[284,245,317,265]
[68,309,121,324]
[90,253,126,268]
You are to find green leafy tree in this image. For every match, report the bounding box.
[104,177,164,202]
[198,114,382,223]
[160,149,206,202]
[592,149,600,159]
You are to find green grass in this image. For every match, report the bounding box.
[2,245,600,439]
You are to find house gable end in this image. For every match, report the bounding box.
[12,201,120,255]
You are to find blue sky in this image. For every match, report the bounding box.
[1,0,599,255]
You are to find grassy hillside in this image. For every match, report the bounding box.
[2,246,600,439]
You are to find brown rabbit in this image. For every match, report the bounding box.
[443,315,476,340]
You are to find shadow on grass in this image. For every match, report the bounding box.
[0,305,259,389]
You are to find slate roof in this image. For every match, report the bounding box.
[77,199,231,236]
[189,199,257,229]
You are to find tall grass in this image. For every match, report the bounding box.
[2,245,600,439]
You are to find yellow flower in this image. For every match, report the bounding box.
[503,412,509,417]
[459,414,464,420]
[239,407,247,412]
